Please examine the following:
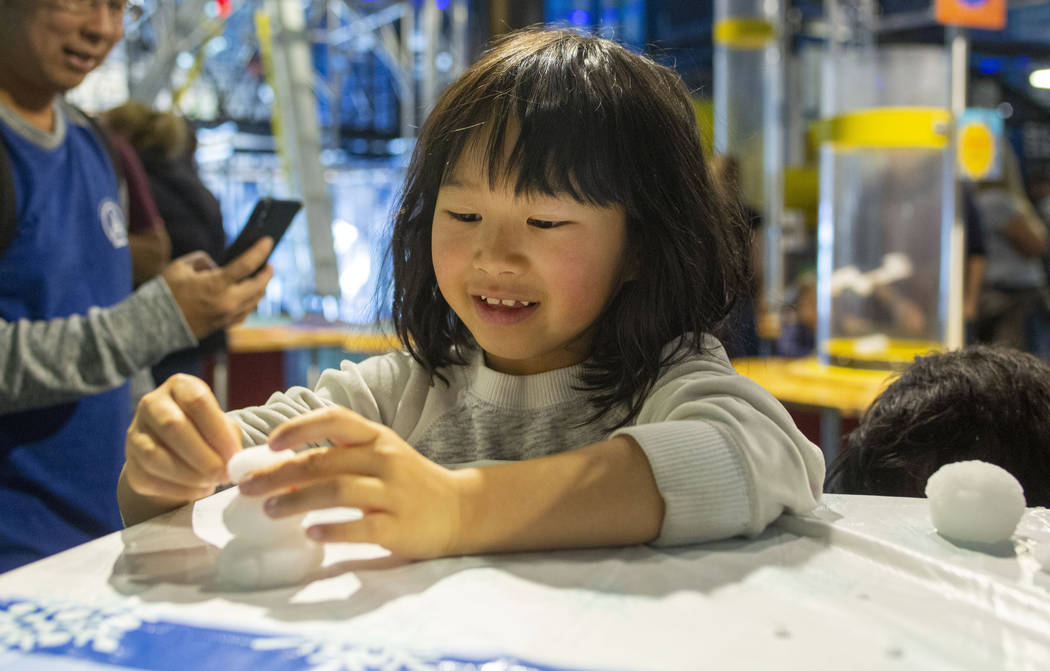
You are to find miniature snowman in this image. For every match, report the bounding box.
[215,446,324,590]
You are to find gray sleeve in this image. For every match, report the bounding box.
[0,277,197,414]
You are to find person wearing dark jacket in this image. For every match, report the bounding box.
[103,101,229,381]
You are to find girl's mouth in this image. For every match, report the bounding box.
[479,295,533,308]
[473,295,540,325]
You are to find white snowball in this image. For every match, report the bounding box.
[215,446,326,590]
[221,493,306,538]
[227,445,296,484]
[215,535,324,590]
[925,460,1026,544]
[1034,542,1050,572]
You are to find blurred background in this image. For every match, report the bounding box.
[69,0,1050,417]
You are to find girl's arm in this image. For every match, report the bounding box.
[613,346,826,544]
[452,434,664,553]
[239,408,664,558]
[195,361,666,552]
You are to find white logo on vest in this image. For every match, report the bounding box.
[99,199,127,248]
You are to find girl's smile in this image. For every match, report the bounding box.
[473,295,540,326]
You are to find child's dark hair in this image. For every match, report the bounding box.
[825,345,1050,506]
[389,27,751,427]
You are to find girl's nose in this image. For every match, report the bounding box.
[472,221,526,275]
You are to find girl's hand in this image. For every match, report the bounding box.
[238,407,467,559]
[124,374,241,504]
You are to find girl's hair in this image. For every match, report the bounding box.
[389,27,751,427]
[825,345,1050,507]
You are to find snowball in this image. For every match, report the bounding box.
[216,445,323,591]
[215,535,324,590]
[221,493,306,538]
[227,445,296,484]
[925,460,1026,545]
[1033,542,1050,572]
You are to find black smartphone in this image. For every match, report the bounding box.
[221,197,303,274]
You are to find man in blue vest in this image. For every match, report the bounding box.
[0,0,275,571]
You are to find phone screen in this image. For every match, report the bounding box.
[221,197,303,273]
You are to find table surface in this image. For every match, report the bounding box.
[733,356,896,417]
[2,493,1049,671]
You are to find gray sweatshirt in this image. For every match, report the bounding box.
[230,335,826,546]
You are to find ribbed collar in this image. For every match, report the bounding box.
[466,350,587,410]
[0,97,66,150]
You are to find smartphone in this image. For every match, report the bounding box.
[221,197,303,274]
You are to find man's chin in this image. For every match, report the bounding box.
[52,73,90,95]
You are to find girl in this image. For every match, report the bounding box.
[119,28,824,559]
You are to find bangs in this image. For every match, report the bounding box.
[433,38,636,208]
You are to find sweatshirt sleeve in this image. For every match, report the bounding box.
[0,276,197,414]
[228,351,419,446]
[613,338,825,546]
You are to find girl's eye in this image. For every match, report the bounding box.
[447,211,481,222]
[527,218,568,229]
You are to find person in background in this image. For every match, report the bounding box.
[824,346,1050,507]
[102,101,227,381]
[119,28,824,563]
[961,184,987,344]
[973,144,1050,358]
[1029,175,1050,229]
[0,0,272,571]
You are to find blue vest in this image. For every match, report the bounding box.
[0,106,132,571]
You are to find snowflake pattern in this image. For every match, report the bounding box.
[0,597,566,671]
[0,598,144,655]
[253,635,547,671]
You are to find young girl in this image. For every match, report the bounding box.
[119,27,824,559]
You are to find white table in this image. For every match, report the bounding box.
[2,493,1050,670]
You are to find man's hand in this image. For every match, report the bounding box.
[162,237,274,339]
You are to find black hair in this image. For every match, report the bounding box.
[388,26,751,427]
[825,345,1050,506]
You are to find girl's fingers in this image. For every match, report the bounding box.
[127,430,218,488]
[123,457,215,502]
[263,475,387,518]
[306,512,395,546]
[141,390,226,481]
[239,444,383,496]
[169,375,240,463]
[267,406,382,452]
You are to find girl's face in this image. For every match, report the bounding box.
[431,152,633,375]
